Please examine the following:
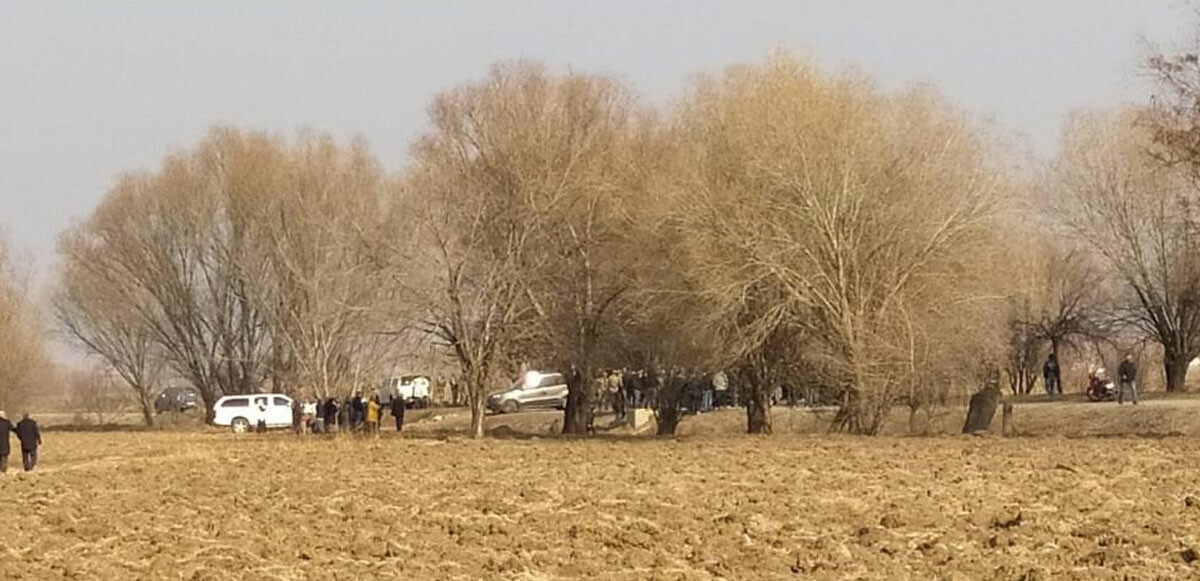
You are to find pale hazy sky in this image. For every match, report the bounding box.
[0,1,1190,274]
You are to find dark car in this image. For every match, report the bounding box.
[155,387,199,414]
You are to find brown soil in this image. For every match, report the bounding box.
[4,417,1200,580]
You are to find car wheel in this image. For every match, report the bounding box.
[231,417,250,433]
[501,400,519,414]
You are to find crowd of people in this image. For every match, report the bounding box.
[589,368,733,421]
[0,411,41,473]
[287,393,407,435]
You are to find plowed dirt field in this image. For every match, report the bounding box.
[4,420,1200,580]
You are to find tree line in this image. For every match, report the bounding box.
[41,37,1200,436]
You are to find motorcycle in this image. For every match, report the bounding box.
[1086,375,1117,402]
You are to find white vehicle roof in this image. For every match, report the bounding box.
[215,394,292,402]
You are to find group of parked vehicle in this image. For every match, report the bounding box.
[163,368,751,432]
[152,374,436,432]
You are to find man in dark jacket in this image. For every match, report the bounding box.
[351,393,365,431]
[15,413,40,472]
[323,398,339,433]
[391,396,406,432]
[1043,353,1061,397]
[0,411,12,474]
[1118,354,1139,405]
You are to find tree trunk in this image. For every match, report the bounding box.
[469,397,485,439]
[907,406,918,435]
[962,385,1001,434]
[138,390,155,428]
[562,366,593,435]
[1164,350,1190,393]
[830,390,861,433]
[654,372,685,436]
[466,369,487,439]
[746,383,772,434]
[200,389,217,424]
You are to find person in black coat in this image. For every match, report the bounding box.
[1043,353,1062,396]
[351,393,365,431]
[0,411,12,474]
[323,398,339,432]
[1118,354,1139,405]
[14,413,40,472]
[391,396,406,432]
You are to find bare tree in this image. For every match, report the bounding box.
[59,142,269,421]
[1054,108,1200,392]
[403,65,554,438]
[405,62,644,436]
[487,66,642,435]
[673,54,1006,434]
[54,253,164,426]
[68,367,130,425]
[0,236,50,411]
[1001,241,1107,395]
[241,134,399,400]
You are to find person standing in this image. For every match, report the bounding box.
[255,398,268,434]
[391,395,406,432]
[324,398,339,433]
[700,374,715,412]
[14,413,40,472]
[302,399,318,433]
[0,411,12,474]
[713,371,729,408]
[1043,353,1062,397]
[351,393,365,431]
[1118,354,1139,405]
[365,395,380,434]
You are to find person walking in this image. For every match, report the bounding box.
[14,413,40,472]
[1118,354,1139,405]
[391,395,406,432]
[365,395,380,434]
[0,411,12,474]
[1043,353,1062,397]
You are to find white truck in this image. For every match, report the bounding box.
[377,375,433,408]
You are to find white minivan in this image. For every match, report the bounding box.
[213,394,294,433]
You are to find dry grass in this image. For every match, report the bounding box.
[4,403,1200,580]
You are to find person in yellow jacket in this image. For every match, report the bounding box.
[365,395,381,434]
